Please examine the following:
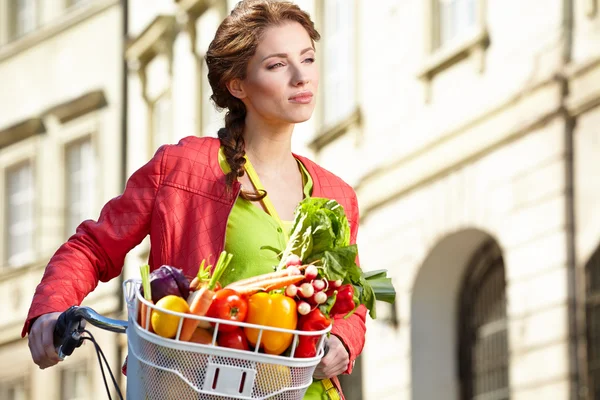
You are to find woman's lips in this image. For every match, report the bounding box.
[289,92,313,104]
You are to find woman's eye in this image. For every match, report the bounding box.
[304,58,315,64]
[267,62,284,70]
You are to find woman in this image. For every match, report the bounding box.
[24,1,366,398]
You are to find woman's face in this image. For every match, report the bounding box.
[234,21,319,126]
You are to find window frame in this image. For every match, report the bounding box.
[3,157,36,268]
[419,0,489,90]
[8,0,39,41]
[57,113,101,242]
[63,135,96,239]
[309,0,361,151]
[432,0,478,51]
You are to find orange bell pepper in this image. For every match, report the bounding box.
[244,292,298,355]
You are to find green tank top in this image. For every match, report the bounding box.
[216,148,329,399]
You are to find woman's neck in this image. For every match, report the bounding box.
[243,117,297,177]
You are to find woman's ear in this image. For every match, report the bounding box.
[226,79,247,100]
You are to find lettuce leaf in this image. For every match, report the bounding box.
[278,197,396,319]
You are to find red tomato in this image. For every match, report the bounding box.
[207,289,248,332]
[217,328,250,351]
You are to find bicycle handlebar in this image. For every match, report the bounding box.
[53,306,128,359]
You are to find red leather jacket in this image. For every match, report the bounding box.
[23,136,366,392]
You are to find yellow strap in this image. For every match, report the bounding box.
[246,157,337,399]
[243,156,289,241]
[322,378,341,400]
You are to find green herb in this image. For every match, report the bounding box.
[140,264,152,301]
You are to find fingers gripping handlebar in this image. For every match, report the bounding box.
[52,306,128,359]
[53,306,86,359]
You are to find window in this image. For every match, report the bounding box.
[61,365,88,400]
[586,246,600,400]
[0,379,27,400]
[67,0,87,6]
[5,162,35,267]
[10,0,38,39]
[459,240,510,400]
[150,92,172,155]
[434,0,478,50]
[65,139,95,237]
[322,0,356,128]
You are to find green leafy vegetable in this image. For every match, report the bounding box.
[279,197,396,319]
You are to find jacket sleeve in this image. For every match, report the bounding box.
[331,189,366,375]
[21,146,166,337]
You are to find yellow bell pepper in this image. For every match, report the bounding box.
[244,292,298,355]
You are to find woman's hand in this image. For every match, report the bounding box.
[313,335,349,379]
[28,312,62,369]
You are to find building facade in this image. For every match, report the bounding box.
[0,0,125,399]
[345,0,600,399]
[1,0,600,399]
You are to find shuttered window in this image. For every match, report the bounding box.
[459,240,510,400]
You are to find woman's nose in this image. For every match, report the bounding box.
[292,68,310,86]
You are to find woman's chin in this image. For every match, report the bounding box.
[286,109,315,124]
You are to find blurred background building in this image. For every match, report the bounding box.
[0,0,599,399]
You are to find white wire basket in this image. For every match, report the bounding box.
[123,279,331,400]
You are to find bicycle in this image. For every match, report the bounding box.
[53,279,331,400]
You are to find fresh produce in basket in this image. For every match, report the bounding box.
[148,265,190,303]
[134,197,396,361]
[217,327,250,351]
[295,308,332,358]
[189,327,214,345]
[244,292,298,355]
[179,252,234,341]
[150,295,190,338]
[275,197,397,320]
[138,264,154,332]
[206,288,248,332]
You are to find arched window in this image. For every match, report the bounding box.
[459,240,510,400]
[586,246,600,399]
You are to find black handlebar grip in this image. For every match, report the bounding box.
[53,306,84,357]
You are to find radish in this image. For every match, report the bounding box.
[305,265,318,281]
[313,291,327,305]
[312,279,326,291]
[299,282,314,298]
[285,284,298,297]
[297,301,311,315]
[285,254,302,267]
[286,266,301,276]
[328,279,342,289]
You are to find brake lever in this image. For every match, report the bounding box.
[53,306,86,360]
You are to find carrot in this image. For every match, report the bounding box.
[139,301,155,332]
[229,275,305,296]
[179,252,233,341]
[139,265,153,331]
[179,287,213,341]
[224,264,307,289]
